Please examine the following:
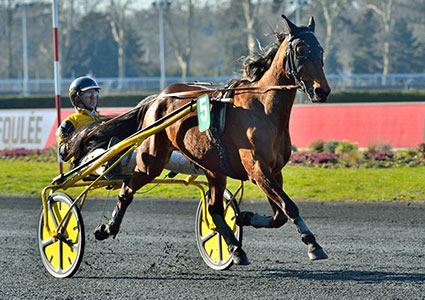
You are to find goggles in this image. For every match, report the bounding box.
[80,90,99,97]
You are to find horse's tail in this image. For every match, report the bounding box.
[63,94,157,165]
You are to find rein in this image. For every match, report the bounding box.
[84,84,299,141]
[158,84,299,99]
[85,106,140,140]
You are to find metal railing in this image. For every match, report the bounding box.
[0,76,233,96]
[1,73,424,96]
[326,73,425,91]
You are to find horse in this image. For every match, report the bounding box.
[63,15,331,265]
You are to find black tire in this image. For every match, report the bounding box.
[37,192,85,278]
[195,189,242,270]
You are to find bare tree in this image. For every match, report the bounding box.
[1,0,18,77]
[365,0,395,84]
[59,0,76,78]
[107,0,134,80]
[164,0,193,80]
[241,0,261,53]
[271,0,284,12]
[315,0,349,65]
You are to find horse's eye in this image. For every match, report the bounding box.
[296,44,307,58]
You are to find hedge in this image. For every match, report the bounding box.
[327,90,425,103]
[0,91,424,109]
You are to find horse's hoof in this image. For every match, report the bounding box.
[94,224,110,241]
[308,248,328,261]
[228,245,251,265]
[94,223,119,241]
[107,222,120,237]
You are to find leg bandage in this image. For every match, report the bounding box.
[293,216,313,236]
[250,214,272,228]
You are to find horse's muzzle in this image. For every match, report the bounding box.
[312,87,330,103]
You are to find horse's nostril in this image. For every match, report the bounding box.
[314,87,326,99]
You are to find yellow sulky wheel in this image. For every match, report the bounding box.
[37,192,85,278]
[195,189,242,271]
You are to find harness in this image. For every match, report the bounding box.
[82,31,324,178]
[206,82,238,179]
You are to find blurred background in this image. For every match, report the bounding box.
[1,0,425,96]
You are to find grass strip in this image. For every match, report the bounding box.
[1,161,424,202]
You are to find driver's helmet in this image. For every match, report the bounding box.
[69,76,101,106]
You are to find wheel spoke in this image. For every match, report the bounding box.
[59,238,63,270]
[57,232,78,250]
[200,230,216,244]
[41,237,54,248]
[70,242,79,251]
[217,233,223,263]
[58,210,75,236]
[47,201,59,228]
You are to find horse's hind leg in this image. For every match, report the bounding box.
[95,134,172,241]
[237,172,288,228]
[237,198,288,228]
[205,172,250,265]
[94,171,153,240]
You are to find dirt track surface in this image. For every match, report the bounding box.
[0,195,424,299]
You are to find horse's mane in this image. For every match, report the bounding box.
[63,94,158,166]
[240,32,286,82]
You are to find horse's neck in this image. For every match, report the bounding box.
[257,38,296,117]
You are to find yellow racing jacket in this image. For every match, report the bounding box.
[56,108,105,161]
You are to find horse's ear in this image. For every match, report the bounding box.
[281,14,299,35]
[308,16,315,32]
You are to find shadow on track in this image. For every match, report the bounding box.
[252,268,425,283]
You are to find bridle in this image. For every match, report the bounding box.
[284,30,324,94]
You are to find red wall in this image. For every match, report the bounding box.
[289,103,425,148]
[42,103,425,149]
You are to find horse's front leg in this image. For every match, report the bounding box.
[206,172,250,265]
[250,162,328,260]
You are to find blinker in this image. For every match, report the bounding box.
[285,31,324,78]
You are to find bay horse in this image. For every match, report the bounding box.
[64,15,330,265]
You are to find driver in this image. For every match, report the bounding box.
[56,76,106,162]
[56,76,204,179]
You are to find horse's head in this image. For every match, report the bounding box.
[282,15,331,103]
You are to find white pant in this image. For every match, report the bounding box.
[81,150,204,177]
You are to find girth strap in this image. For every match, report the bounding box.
[206,82,239,179]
